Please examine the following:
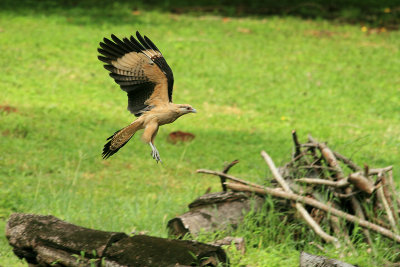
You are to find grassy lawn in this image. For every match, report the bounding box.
[1,1,399,266]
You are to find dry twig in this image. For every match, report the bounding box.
[295,178,349,188]
[260,150,339,247]
[376,172,398,233]
[219,160,239,191]
[224,182,400,243]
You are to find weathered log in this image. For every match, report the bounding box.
[167,192,264,237]
[299,251,356,267]
[105,235,227,267]
[6,213,227,267]
[6,213,128,265]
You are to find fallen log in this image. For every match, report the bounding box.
[167,191,264,237]
[6,213,227,266]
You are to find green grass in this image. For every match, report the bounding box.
[1,1,400,266]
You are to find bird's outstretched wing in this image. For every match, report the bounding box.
[98,31,174,116]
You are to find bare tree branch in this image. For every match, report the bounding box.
[224,182,400,243]
[295,178,349,187]
[260,150,339,247]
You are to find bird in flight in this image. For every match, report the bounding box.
[98,31,196,162]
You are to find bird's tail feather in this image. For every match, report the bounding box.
[102,121,142,159]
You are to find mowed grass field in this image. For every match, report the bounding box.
[1,2,399,266]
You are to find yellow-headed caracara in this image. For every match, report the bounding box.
[98,32,196,162]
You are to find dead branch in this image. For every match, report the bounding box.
[386,170,400,224]
[260,151,339,246]
[197,132,399,259]
[333,191,359,199]
[329,212,355,251]
[347,189,373,245]
[292,130,302,159]
[368,166,393,175]
[224,182,400,243]
[295,178,349,188]
[333,151,362,172]
[196,169,264,189]
[220,160,239,191]
[376,172,398,233]
[348,173,375,194]
[297,166,339,171]
[260,151,291,192]
[308,135,345,180]
[284,151,310,167]
[308,135,373,244]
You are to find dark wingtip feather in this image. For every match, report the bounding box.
[98,56,111,64]
[135,31,152,50]
[104,64,115,72]
[110,34,121,43]
[144,35,160,52]
[130,35,145,51]
[98,48,117,60]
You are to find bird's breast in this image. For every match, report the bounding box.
[156,111,179,125]
[143,108,179,126]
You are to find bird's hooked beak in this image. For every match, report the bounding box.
[191,108,197,113]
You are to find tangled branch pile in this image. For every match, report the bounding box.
[198,131,399,248]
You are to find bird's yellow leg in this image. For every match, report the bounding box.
[149,142,161,163]
[142,120,161,162]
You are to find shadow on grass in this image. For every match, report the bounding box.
[1,0,399,28]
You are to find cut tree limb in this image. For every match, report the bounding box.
[295,178,349,187]
[308,135,345,180]
[292,129,302,159]
[309,136,373,244]
[333,151,361,172]
[348,173,375,194]
[197,169,264,189]
[220,160,239,191]
[260,150,339,247]
[224,182,400,243]
[376,172,398,233]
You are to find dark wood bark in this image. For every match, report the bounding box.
[6,213,227,267]
[105,235,227,267]
[167,192,264,237]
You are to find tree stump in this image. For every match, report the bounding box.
[167,191,264,237]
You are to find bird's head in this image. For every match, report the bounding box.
[177,104,197,115]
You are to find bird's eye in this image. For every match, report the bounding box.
[186,107,191,110]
